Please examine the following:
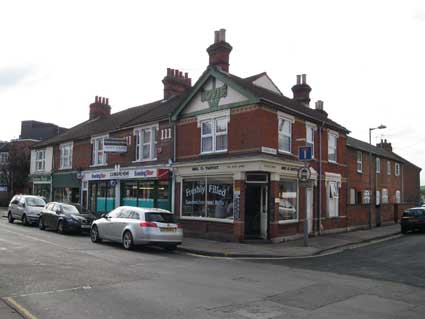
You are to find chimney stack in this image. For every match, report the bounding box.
[207,28,233,72]
[292,74,312,106]
[315,100,328,117]
[89,96,111,120]
[376,139,393,152]
[162,68,192,99]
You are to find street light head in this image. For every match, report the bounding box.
[378,125,386,129]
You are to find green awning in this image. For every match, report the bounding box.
[52,172,80,188]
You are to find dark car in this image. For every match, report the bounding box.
[38,202,95,234]
[400,207,425,234]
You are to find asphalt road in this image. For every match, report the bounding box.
[0,214,424,319]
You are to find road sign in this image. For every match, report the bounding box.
[298,167,311,182]
[298,146,312,161]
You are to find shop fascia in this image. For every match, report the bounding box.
[81,166,169,182]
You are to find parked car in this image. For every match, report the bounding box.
[8,195,46,225]
[400,207,425,234]
[39,202,95,234]
[90,206,183,250]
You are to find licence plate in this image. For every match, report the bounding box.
[160,227,176,232]
[81,225,91,229]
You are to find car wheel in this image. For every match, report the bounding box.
[22,214,29,226]
[57,221,65,234]
[38,217,45,230]
[90,226,102,243]
[164,244,178,251]
[122,231,134,250]
[7,212,14,223]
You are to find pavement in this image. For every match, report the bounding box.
[178,224,401,258]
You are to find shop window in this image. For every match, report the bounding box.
[157,181,169,210]
[33,183,50,200]
[89,181,115,213]
[35,150,46,172]
[59,143,73,169]
[92,136,107,166]
[278,179,298,221]
[182,177,233,220]
[53,187,80,204]
[121,180,168,210]
[327,182,339,217]
[200,117,228,154]
[134,126,157,161]
[328,133,337,163]
[137,181,155,208]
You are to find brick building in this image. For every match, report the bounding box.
[30,29,421,241]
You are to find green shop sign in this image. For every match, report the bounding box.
[32,175,51,183]
[201,84,227,108]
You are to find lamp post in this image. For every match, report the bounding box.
[368,124,386,229]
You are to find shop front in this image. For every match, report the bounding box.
[52,172,81,205]
[81,166,171,214]
[31,175,52,201]
[174,156,314,242]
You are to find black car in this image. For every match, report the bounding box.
[400,207,425,234]
[39,202,95,234]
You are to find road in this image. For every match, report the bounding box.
[0,213,424,319]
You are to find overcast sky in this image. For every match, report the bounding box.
[1,0,424,181]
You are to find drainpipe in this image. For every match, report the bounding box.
[317,122,323,236]
[171,117,177,214]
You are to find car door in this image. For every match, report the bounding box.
[110,209,131,241]
[10,196,19,218]
[16,197,26,219]
[100,208,121,241]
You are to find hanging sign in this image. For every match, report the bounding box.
[104,138,128,153]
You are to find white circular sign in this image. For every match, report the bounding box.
[298,167,311,182]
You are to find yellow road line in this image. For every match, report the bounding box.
[3,296,40,319]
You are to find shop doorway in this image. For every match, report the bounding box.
[245,174,268,239]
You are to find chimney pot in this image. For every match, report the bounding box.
[296,75,301,85]
[106,98,109,105]
[214,30,219,43]
[302,74,307,84]
[207,29,232,72]
[184,72,188,78]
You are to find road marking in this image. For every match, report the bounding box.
[15,285,92,298]
[3,296,40,319]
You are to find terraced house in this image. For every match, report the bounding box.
[30,29,421,242]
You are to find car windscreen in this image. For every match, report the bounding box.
[62,204,80,215]
[145,212,176,223]
[25,197,46,207]
[404,209,425,217]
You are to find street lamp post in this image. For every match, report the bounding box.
[368,124,386,229]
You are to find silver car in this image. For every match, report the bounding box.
[8,195,46,225]
[90,206,183,250]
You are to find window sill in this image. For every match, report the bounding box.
[90,164,108,168]
[200,150,227,155]
[132,158,158,163]
[328,160,338,165]
[278,219,299,225]
[59,167,72,170]
[278,150,292,155]
[180,216,234,224]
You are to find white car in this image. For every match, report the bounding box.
[8,195,46,225]
[90,206,183,250]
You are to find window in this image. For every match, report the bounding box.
[278,179,298,222]
[357,151,363,173]
[59,143,73,169]
[382,188,388,204]
[376,190,381,205]
[278,116,292,153]
[135,126,157,161]
[306,125,314,158]
[376,157,380,174]
[201,117,228,153]
[182,177,234,220]
[395,163,400,176]
[0,152,8,164]
[92,136,106,166]
[35,150,46,171]
[386,161,391,175]
[349,188,356,205]
[395,190,401,204]
[328,133,337,163]
[363,190,371,204]
[328,182,339,217]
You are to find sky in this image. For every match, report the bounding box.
[1,0,424,181]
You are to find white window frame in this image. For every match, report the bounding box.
[200,117,228,154]
[35,149,46,172]
[349,188,356,205]
[134,125,158,162]
[395,190,401,204]
[327,181,339,217]
[91,135,108,166]
[376,190,381,205]
[363,190,371,204]
[0,152,8,164]
[278,113,294,154]
[328,132,338,163]
[357,151,363,173]
[59,142,73,170]
[382,188,389,204]
[306,123,315,159]
[387,160,391,176]
[395,163,400,176]
[376,157,380,174]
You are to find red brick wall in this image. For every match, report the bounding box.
[403,163,421,204]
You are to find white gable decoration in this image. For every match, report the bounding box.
[251,74,282,95]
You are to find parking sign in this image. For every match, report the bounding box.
[298,146,312,161]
